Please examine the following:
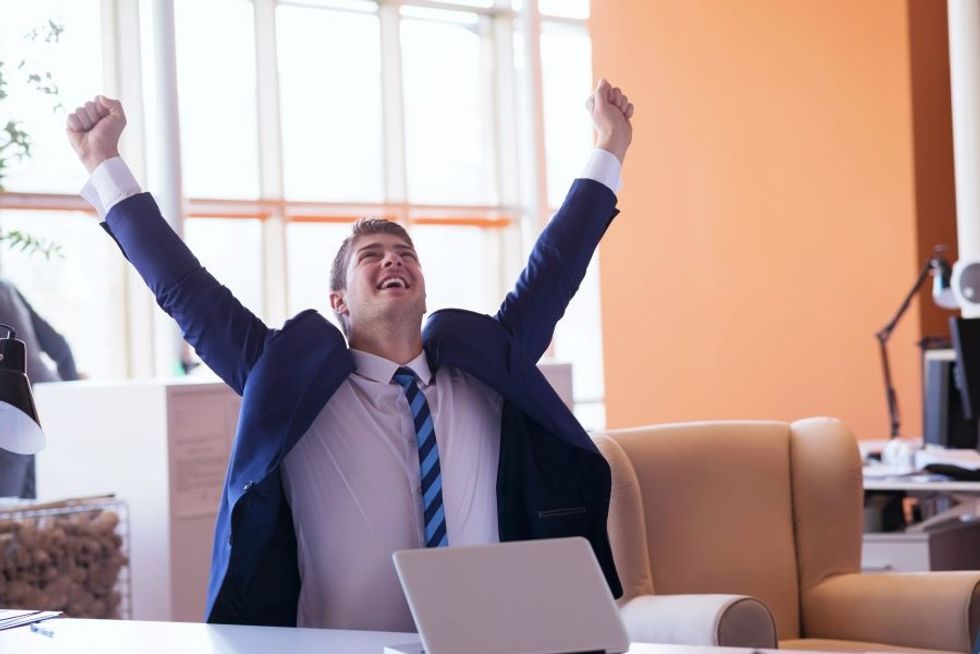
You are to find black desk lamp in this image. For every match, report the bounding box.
[0,323,44,454]
[876,245,958,439]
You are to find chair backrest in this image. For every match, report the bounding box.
[595,417,863,641]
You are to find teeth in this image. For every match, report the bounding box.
[379,277,407,289]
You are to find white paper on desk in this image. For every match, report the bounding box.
[915,447,980,471]
[863,464,916,478]
[0,609,61,630]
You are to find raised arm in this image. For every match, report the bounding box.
[496,79,634,361]
[66,96,269,393]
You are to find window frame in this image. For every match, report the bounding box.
[0,0,602,423]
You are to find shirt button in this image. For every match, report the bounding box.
[242,481,254,492]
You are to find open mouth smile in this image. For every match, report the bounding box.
[377,275,410,290]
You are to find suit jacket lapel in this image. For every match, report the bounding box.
[424,308,596,453]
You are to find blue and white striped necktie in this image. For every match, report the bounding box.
[392,366,448,548]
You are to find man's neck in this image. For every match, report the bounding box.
[348,327,424,365]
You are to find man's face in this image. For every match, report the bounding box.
[330,233,427,333]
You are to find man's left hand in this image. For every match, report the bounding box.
[587,79,634,163]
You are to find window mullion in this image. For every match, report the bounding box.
[379,0,409,223]
[145,0,188,376]
[489,10,521,306]
[101,0,155,378]
[518,0,558,359]
[254,0,289,326]
[516,0,548,234]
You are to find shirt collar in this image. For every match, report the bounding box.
[350,348,433,386]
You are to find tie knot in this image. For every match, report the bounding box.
[392,366,417,388]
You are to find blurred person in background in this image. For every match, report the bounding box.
[0,279,79,498]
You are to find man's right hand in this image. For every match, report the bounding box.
[66,96,127,174]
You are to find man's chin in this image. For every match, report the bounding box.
[370,299,426,325]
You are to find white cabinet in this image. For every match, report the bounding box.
[33,379,239,622]
[538,360,573,409]
[862,521,980,572]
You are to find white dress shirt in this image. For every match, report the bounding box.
[79,150,622,630]
[281,350,503,630]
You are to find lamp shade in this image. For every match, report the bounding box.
[0,329,44,454]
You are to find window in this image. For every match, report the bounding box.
[174,0,261,199]
[0,0,605,427]
[400,7,496,205]
[183,217,265,317]
[540,24,593,208]
[277,3,385,202]
[539,0,589,20]
[0,210,127,379]
[411,224,501,314]
[0,0,103,194]
[536,11,605,429]
[286,221,351,321]
[0,0,126,379]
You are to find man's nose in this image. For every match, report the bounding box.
[382,253,403,267]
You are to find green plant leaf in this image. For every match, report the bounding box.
[0,16,65,215]
[0,230,64,259]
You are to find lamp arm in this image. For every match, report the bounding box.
[875,258,934,439]
[877,259,934,341]
[877,335,901,438]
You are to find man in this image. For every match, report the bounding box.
[65,79,634,630]
[0,279,79,498]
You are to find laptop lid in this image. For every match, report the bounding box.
[391,537,630,654]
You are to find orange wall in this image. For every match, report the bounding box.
[592,0,957,439]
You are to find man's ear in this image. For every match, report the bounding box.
[329,290,348,316]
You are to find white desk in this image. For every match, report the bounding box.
[0,618,820,654]
[864,478,980,493]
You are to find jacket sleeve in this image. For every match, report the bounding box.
[102,193,268,395]
[495,178,619,362]
[17,289,79,381]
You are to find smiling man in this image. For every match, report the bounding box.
[65,79,634,630]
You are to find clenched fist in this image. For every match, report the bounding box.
[586,79,634,163]
[65,96,127,173]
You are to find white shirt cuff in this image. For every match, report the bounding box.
[580,148,623,194]
[79,156,142,218]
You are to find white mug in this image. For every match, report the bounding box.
[881,437,921,472]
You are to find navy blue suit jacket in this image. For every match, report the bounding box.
[102,178,623,625]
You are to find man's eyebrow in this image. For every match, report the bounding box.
[355,242,383,254]
[355,241,416,255]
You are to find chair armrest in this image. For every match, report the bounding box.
[619,594,776,648]
[803,572,980,653]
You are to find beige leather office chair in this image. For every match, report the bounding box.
[594,417,980,653]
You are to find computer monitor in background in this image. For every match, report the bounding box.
[922,347,977,449]
[948,318,980,448]
[921,318,980,450]
[936,317,980,448]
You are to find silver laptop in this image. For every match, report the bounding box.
[386,537,630,654]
